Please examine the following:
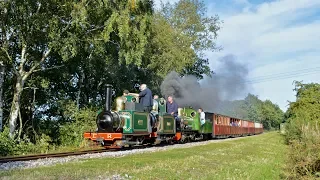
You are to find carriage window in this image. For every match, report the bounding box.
[191,112,196,117]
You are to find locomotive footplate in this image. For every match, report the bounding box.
[83,132,123,142]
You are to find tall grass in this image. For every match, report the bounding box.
[284,120,320,179]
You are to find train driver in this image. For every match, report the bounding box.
[138,84,153,112]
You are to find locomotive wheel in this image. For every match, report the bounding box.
[146,138,156,147]
[179,134,187,144]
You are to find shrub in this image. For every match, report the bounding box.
[35,133,52,153]
[284,123,320,179]
[58,101,97,147]
[1,101,97,156]
[0,127,16,156]
[283,82,320,179]
[0,127,51,156]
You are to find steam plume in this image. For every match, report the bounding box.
[160,54,249,112]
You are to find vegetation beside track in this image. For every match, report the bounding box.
[282,82,320,179]
[0,132,287,180]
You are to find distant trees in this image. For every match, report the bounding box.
[283,81,320,179]
[217,94,284,130]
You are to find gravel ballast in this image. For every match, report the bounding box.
[0,137,245,171]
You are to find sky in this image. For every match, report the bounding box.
[154,0,320,112]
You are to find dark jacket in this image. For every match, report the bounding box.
[167,101,178,116]
[139,88,153,107]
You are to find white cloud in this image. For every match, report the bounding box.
[249,53,320,110]
[252,21,320,55]
[206,0,320,111]
[217,1,320,57]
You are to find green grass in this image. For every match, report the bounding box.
[0,132,287,180]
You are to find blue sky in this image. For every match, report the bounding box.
[154,0,320,111]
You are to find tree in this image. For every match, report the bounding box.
[0,0,9,132]
[147,0,221,80]
[260,100,283,130]
[244,94,263,122]
[285,81,320,141]
[0,0,82,137]
[182,58,214,79]
[0,0,154,138]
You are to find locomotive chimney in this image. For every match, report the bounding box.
[105,84,112,111]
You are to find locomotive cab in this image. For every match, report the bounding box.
[100,90,163,134]
[115,93,140,111]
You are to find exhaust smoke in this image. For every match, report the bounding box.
[160,54,249,112]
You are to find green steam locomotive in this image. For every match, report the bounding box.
[84,84,263,148]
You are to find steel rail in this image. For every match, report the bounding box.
[0,149,111,163]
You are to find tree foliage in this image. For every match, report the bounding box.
[283,81,320,179]
[148,0,221,79]
[0,0,154,137]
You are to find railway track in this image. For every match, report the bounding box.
[0,149,111,163]
[0,144,154,164]
[0,142,166,164]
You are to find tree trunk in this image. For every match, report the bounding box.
[31,88,38,139]
[8,45,50,138]
[0,61,5,131]
[76,68,84,110]
[9,76,24,137]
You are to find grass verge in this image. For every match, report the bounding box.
[0,132,287,180]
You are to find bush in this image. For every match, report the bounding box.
[0,101,97,156]
[58,102,97,147]
[0,127,51,156]
[35,133,52,153]
[283,82,320,179]
[0,127,16,156]
[284,123,320,179]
